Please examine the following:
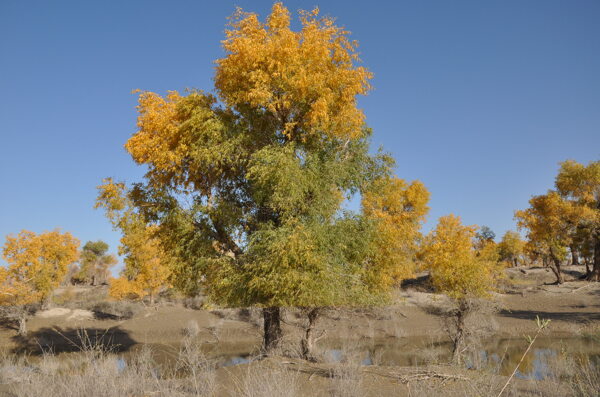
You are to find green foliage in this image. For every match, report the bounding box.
[476,226,496,242]
[112,4,430,311]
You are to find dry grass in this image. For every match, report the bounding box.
[229,362,302,397]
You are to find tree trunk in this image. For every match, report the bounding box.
[300,308,321,362]
[451,300,467,363]
[542,256,550,268]
[262,307,282,354]
[585,259,592,278]
[18,317,27,337]
[588,236,600,281]
[550,257,564,284]
[570,245,579,266]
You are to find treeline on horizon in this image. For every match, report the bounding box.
[1,3,599,359]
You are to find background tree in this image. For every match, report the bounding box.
[72,240,117,286]
[96,179,172,305]
[419,215,501,361]
[498,230,526,267]
[555,160,600,280]
[476,226,496,245]
[361,176,430,291]
[515,192,579,284]
[1,230,79,335]
[112,3,427,354]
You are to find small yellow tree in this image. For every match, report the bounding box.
[95,179,172,304]
[1,230,80,335]
[498,230,526,267]
[419,215,501,361]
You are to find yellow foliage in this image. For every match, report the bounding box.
[125,91,184,174]
[96,180,172,303]
[515,191,583,260]
[419,215,501,299]
[498,230,525,266]
[362,177,430,289]
[1,230,79,305]
[215,3,372,141]
[556,160,600,207]
[109,225,172,303]
[108,277,143,301]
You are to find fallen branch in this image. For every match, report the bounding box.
[570,283,593,294]
[393,370,469,384]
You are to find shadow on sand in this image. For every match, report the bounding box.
[10,326,136,355]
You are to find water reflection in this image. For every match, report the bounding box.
[321,336,600,380]
[65,335,600,380]
[222,356,251,367]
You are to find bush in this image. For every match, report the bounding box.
[183,296,205,311]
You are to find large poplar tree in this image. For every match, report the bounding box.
[106,3,429,352]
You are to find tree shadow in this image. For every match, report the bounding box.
[562,268,587,279]
[10,326,137,355]
[499,309,600,323]
[0,318,18,332]
[401,273,434,292]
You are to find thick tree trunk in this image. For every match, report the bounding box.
[262,307,282,353]
[300,308,321,362]
[588,236,600,281]
[18,317,27,337]
[570,245,579,266]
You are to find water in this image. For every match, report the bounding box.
[321,336,600,380]
[222,355,251,367]
[34,334,600,381]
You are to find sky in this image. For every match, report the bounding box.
[1,0,599,269]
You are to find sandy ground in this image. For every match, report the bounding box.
[0,265,598,357]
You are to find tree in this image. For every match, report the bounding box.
[1,230,79,335]
[498,230,526,267]
[419,215,501,361]
[555,160,600,280]
[515,192,579,284]
[96,179,172,305]
[476,226,496,244]
[72,240,117,286]
[361,176,430,291]
[111,3,427,354]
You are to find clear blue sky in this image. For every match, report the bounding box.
[1,1,599,269]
